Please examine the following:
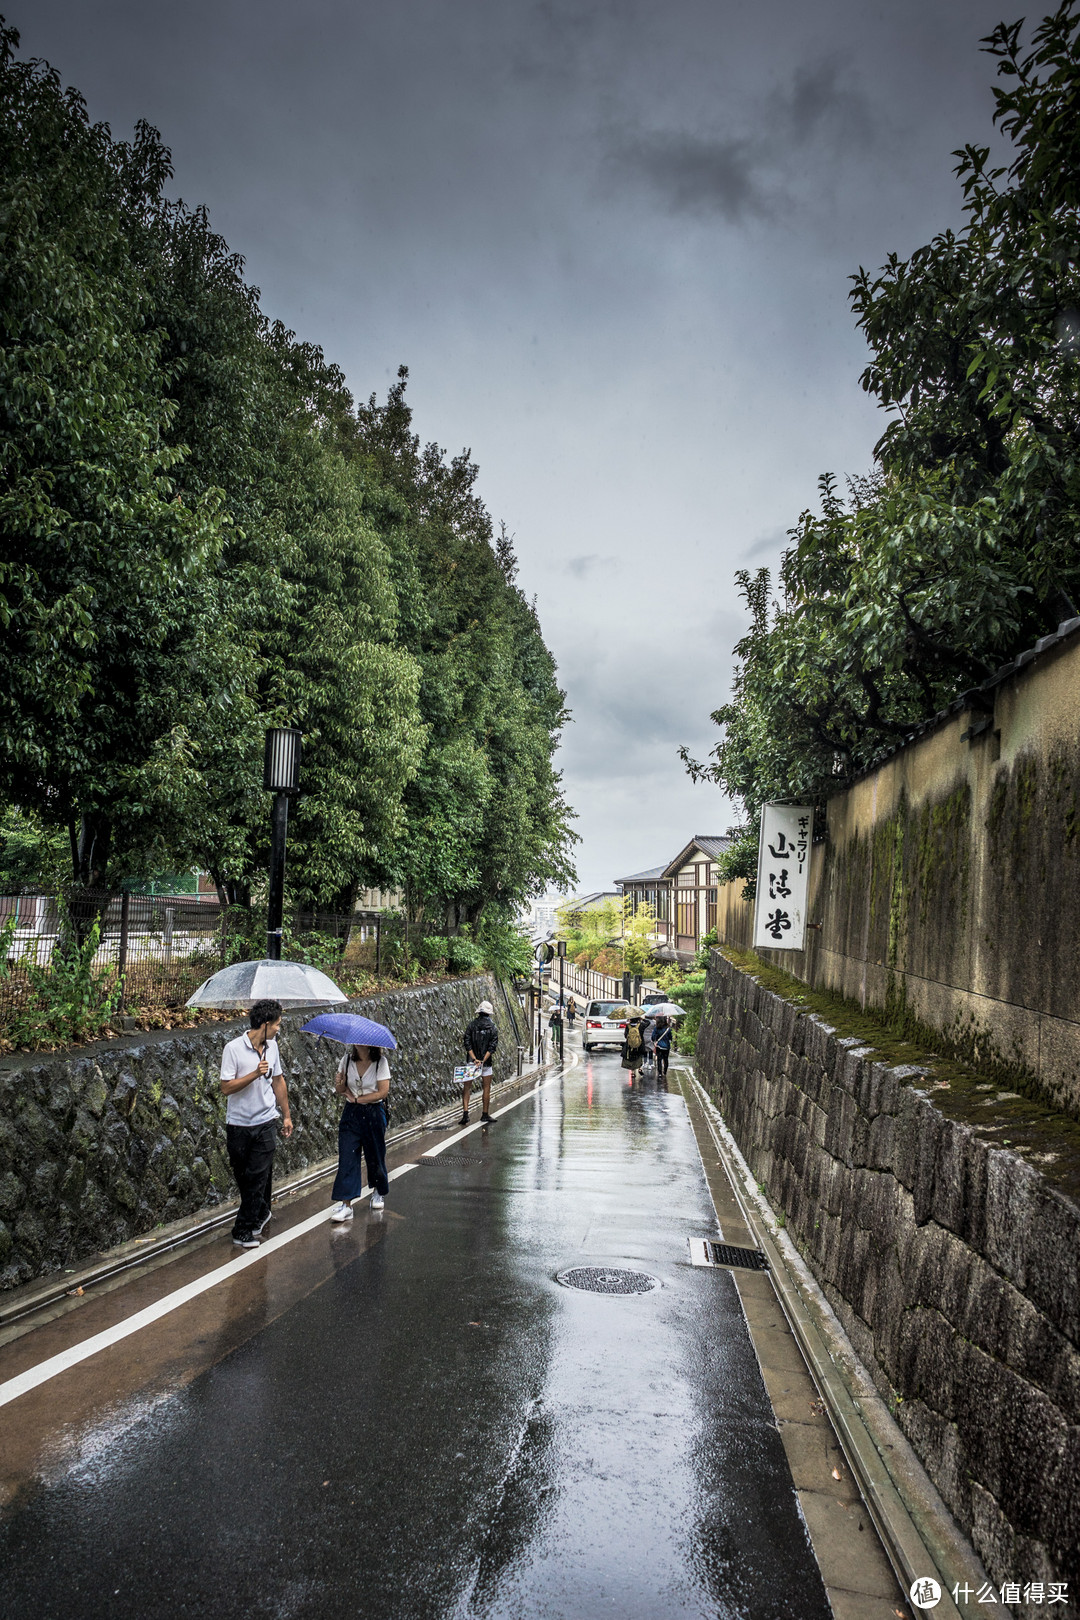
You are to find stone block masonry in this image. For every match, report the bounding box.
[0,973,522,1290]
[695,950,1080,1598]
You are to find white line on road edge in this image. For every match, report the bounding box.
[421,1055,576,1159]
[0,1164,419,1410]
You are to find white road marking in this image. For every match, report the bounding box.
[0,1164,418,1409]
[1,1058,578,1406]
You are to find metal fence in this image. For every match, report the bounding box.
[546,958,623,1004]
[0,891,409,1046]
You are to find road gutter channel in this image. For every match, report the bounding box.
[0,1059,552,1341]
[676,1063,1007,1620]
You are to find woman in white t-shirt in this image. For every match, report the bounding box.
[329,1044,391,1220]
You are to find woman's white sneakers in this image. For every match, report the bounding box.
[331,1196,385,1218]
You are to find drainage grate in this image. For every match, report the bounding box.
[688,1237,769,1270]
[421,1154,488,1167]
[556,1266,660,1295]
[713,1242,769,1270]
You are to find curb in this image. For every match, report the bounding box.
[678,1064,1008,1620]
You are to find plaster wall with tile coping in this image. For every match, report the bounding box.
[711,623,1080,1118]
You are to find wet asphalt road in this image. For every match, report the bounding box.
[0,1048,831,1620]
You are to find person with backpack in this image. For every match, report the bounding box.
[461,999,499,1124]
[653,1016,673,1079]
[329,1044,391,1220]
[621,1011,647,1075]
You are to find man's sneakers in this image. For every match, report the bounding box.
[330,1200,354,1222]
[255,1209,273,1236]
[232,1233,260,1249]
[370,1191,385,1211]
[480,1112,493,1124]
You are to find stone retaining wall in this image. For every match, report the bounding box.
[0,974,523,1290]
[696,950,1079,1596]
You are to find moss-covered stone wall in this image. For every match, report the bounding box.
[696,951,1079,1597]
[0,973,524,1289]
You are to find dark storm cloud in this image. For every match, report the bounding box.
[615,130,768,221]
[741,527,789,560]
[610,55,875,220]
[13,0,1017,892]
[565,554,616,578]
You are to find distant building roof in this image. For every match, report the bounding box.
[614,865,668,886]
[564,890,620,911]
[660,835,730,879]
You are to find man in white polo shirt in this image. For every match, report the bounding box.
[219,998,294,1248]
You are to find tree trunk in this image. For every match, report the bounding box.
[63,811,113,950]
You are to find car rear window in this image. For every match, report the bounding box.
[587,1002,629,1018]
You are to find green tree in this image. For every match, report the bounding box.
[352,370,576,927]
[690,4,1080,816]
[138,204,425,908]
[0,807,68,893]
[558,896,623,970]
[0,28,237,895]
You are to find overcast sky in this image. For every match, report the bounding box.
[17,0,1016,892]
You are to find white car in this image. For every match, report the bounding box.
[583,1001,630,1052]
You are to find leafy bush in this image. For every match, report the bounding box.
[0,918,120,1048]
[477,916,533,981]
[662,969,708,1055]
[284,928,348,969]
[447,933,484,974]
[716,824,759,901]
[417,935,450,969]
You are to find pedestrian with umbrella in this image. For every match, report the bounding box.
[301,1014,398,1219]
[219,998,294,1249]
[648,1003,685,1080]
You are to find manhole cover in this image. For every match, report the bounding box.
[556,1266,660,1295]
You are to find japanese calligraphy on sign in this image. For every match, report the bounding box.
[753,804,813,951]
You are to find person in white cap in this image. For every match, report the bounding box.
[461,1000,499,1124]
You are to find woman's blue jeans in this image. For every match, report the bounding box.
[332,1101,389,1200]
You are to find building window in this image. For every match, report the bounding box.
[677,894,696,938]
[657,889,668,921]
[707,888,717,932]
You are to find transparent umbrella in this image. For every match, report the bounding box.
[186,958,348,1010]
[645,1001,686,1018]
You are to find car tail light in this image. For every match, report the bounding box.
[587,1020,602,1028]
[618,1022,627,1029]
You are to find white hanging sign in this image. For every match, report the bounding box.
[753,804,813,951]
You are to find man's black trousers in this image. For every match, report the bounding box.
[226,1121,277,1238]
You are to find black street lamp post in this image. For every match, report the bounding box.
[264,728,302,961]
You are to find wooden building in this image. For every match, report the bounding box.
[615,835,729,963]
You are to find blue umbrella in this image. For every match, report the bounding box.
[301,1012,398,1049]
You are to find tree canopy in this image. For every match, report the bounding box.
[0,22,575,923]
[688,3,1080,818]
